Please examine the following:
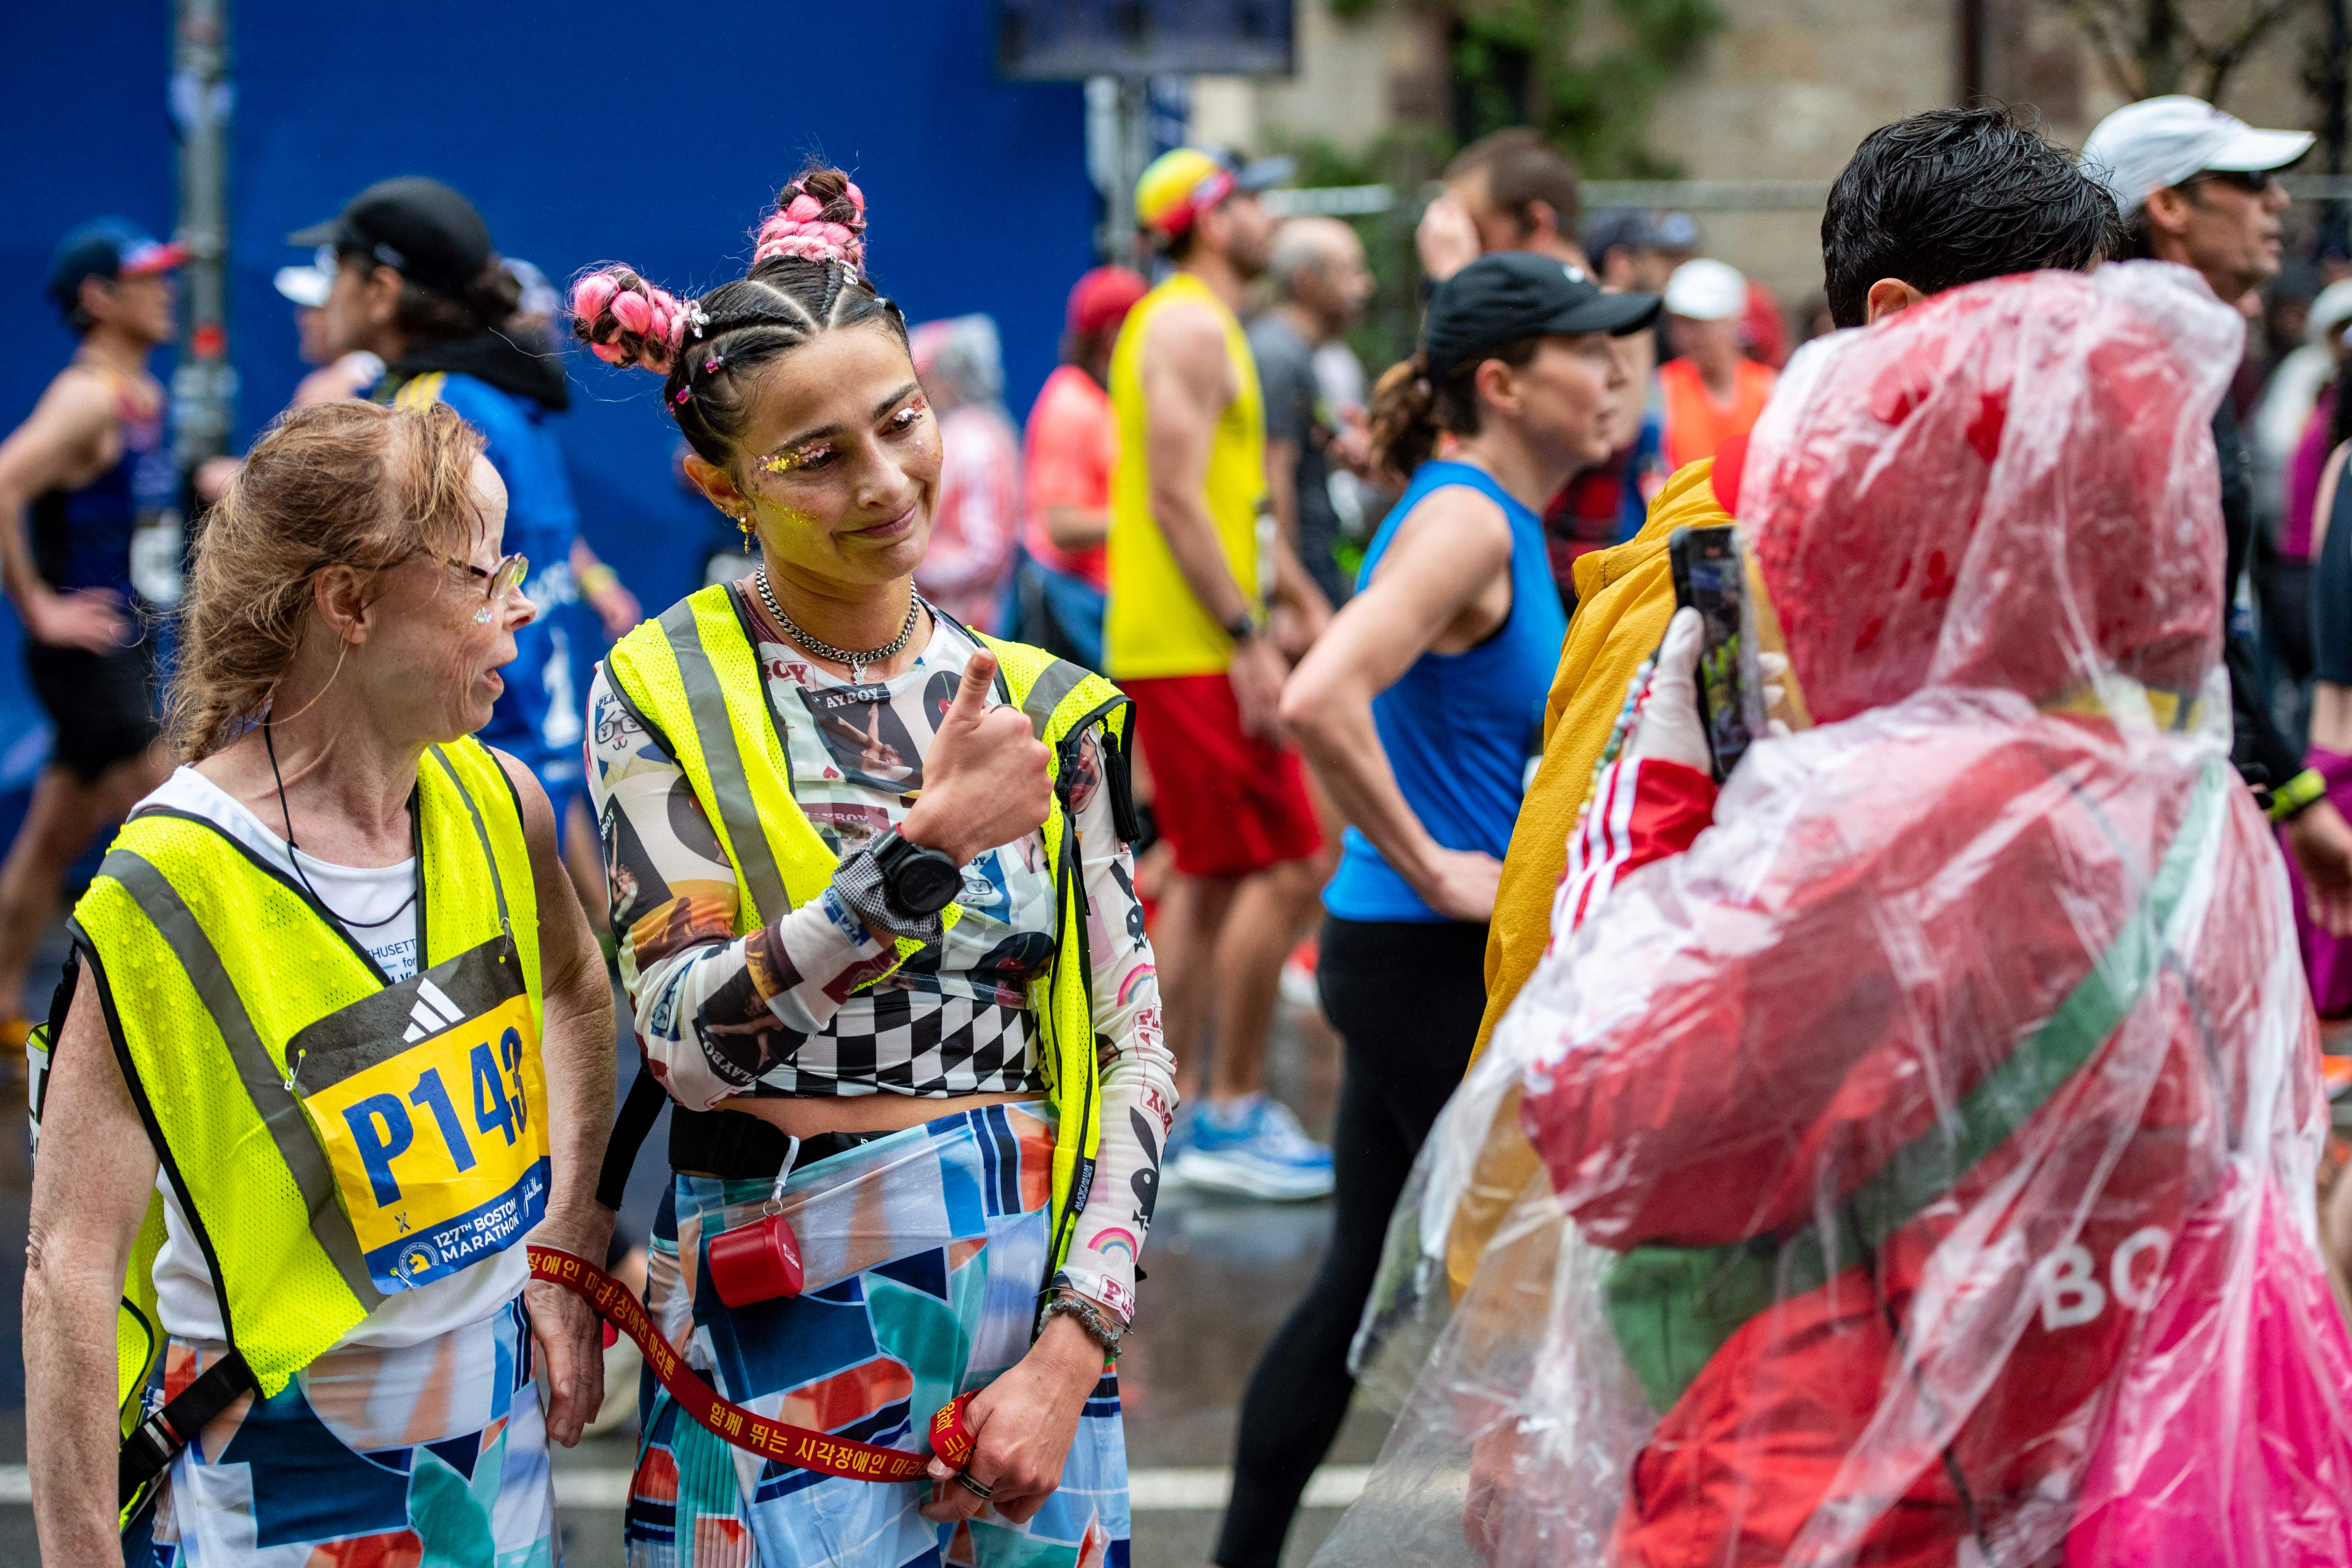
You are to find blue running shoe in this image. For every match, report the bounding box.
[1173,1094,1334,1200]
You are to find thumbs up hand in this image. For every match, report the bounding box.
[901,651,1054,866]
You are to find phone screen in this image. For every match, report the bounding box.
[1669,525,1767,781]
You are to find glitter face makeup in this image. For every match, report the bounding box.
[697,332,941,588]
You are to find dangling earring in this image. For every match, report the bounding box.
[737,511,754,553]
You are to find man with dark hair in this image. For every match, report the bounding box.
[0,219,184,1054]
[1823,104,2121,329]
[1465,104,2129,1108]
[2081,95,2352,934]
[1417,130,1655,597]
[1418,126,1587,280]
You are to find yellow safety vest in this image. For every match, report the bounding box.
[1103,271,1268,680]
[603,585,1134,1278]
[58,738,543,1518]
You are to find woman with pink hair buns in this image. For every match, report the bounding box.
[1315,262,2352,1568]
[569,163,1165,1566]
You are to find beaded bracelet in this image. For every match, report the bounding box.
[1040,1291,1126,1361]
[1571,651,1659,838]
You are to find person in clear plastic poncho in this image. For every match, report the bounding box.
[1320,263,2352,1568]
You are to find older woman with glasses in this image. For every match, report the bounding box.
[23,398,616,1567]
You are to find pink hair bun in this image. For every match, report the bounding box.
[569,263,691,377]
[571,273,618,323]
[751,175,869,275]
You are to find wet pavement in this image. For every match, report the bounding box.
[0,927,1385,1567]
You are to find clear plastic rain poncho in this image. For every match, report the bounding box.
[1320,264,2352,1568]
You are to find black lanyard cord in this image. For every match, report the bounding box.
[261,718,421,932]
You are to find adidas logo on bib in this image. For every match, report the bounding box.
[403,978,465,1042]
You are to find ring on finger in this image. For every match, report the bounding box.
[955,1471,995,1503]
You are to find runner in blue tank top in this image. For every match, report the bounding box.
[1214,251,1661,1568]
[0,219,186,1048]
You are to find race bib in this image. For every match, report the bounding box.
[288,938,549,1293]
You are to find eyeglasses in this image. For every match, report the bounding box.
[2184,169,2278,196]
[438,552,529,603]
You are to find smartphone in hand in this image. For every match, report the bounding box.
[1667,524,1769,781]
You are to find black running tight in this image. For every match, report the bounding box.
[1213,915,1489,1568]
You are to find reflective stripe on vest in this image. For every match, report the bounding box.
[102,846,385,1310]
[69,738,542,1421]
[605,588,1132,1272]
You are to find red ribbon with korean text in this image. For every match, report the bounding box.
[528,1245,974,1484]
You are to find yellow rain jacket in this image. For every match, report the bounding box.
[1448,458,1728,1297]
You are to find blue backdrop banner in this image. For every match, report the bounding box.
[1,0,1094,800]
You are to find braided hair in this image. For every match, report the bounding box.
[570,164,907,472]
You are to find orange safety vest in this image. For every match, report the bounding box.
[1659,356,1775,472]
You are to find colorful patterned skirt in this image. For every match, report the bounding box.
[124,1293,555,1567]
[625,1101,1130,1567]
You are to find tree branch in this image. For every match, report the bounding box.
[2067,0,2150,100]
[2193,0,2319,106]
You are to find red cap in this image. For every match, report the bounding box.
[1067,267,1149,338]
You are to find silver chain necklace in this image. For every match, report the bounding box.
[754,569,922,684]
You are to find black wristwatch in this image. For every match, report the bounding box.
[1223,608,1258,642]
[871,828,962,917]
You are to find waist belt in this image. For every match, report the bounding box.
[670,1106,887,1179]
[528,1245,977,1481]
[1601,759,2229,1413]
[596,1065,895,1211]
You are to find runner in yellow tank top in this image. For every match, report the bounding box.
[1105,271,1266,678]
[1104,147,1338,1206]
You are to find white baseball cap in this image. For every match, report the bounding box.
[1663,257,1746,322]
[275,243,339,308]
[273,262,332,309]
[2082,95,2312,212]
[2310,278,2352,345]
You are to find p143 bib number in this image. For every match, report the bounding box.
[293,956,550,1293]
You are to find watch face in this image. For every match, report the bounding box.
[893,849,964,915]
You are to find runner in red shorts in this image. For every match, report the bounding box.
[1105,148,1334,1199]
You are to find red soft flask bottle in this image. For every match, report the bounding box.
[707,1144,808,1308]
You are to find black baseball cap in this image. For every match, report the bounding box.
[1424,252,1659,378]
[289,177,492,298]
[1582,205,1658,262]
[46,219,185,316]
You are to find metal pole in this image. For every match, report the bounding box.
[1123,76,1151,270]
[172,0,233,471]
[2324,0,2349,262]
[1956,0,1987,105]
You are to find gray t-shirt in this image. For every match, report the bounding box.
[1250,312,1348,604]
